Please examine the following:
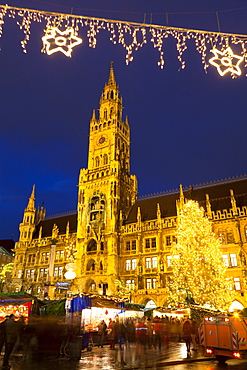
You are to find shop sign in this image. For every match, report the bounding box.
[56,281,70,290]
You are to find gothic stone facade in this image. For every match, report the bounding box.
[11,64,247,308]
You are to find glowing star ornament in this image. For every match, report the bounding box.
[42,27,82,57]
[209,46,244,77]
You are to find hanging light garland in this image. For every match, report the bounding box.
[1,4,247,78]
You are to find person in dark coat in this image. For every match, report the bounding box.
[182,319,192,352]
[0,316,9,355]
[2,314,19,368]
[97,320,107,348]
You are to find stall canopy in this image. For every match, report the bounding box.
[69,296,92,313]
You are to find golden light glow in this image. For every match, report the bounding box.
[64,270,76,279]
[209,47,244,77]
[42,27,83,57]
[167,199,234,311]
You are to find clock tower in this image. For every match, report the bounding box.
[76,63,137,295]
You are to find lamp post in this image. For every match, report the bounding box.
[44,238,57,300]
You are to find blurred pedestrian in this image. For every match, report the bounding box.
[191,320,198,351]
[182,318,192,352]
[97,320,107,348]
[0,316,9,355]
[153,317,162,349]
[2,314,19,368]
[107,319,116,349]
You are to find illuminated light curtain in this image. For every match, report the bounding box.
[0,5,247,77]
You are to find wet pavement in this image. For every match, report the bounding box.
[1,341,214,369]
[2,341,247,369]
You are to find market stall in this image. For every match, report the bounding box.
[0,292,36,323]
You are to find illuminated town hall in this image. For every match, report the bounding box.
[12,64,247,310]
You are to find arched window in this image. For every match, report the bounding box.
[110,90,114,99]
[87,239,97,252]
[110,108,113,118]
[104,110,107,120]
[244,225,247,241]
[86,259,96,271]
[99,261,103,270]
[103,154,108,165]
[95,157,100,167]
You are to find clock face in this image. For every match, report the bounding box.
[97,135,107,145]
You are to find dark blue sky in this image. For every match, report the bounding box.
[1,0,247,240]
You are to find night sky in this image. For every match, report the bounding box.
[1,0,247,241]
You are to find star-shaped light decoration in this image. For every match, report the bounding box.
[209,46,244,77]
[42,27,83,57]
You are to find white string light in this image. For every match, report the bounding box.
[0,4,247,77]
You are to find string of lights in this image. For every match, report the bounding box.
[1,4,247,77]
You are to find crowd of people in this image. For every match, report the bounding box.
[97,315,199,352]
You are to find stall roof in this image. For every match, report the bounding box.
[0,292,36,306]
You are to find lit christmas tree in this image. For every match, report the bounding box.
[167,199,233,311]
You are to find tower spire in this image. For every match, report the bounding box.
[26,184,35,211]
[107,61,116,86]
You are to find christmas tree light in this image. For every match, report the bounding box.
[167,199,234,311]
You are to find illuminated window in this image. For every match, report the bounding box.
[27,269,34,279]
[167,255,172,267]
[222,254,229,267]
[230,253,238,267]
[146,278,156,289]
[54,266,63,277]
[39,268,48,278]
[153,278,157,289]
[131,259,136,270]
[146,278,152,289]
[17,270,22,279]
[146,257,151,269]
[234,278,241,291]
[126,279,135,290]
[152,257,157,268]
[126,260,131,270]
[41,252,49,263]
[55,251,64,261]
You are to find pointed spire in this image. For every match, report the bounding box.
[230,189,237,215]
[107,61,116,86]
[66,221,70,239]
[26,185,35,211]
[91,109,96,121]
[157,203,161,228]
[137,207,141,230]
[176,184,184,221]
[179,184,184,206]
[205,194,212,219]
